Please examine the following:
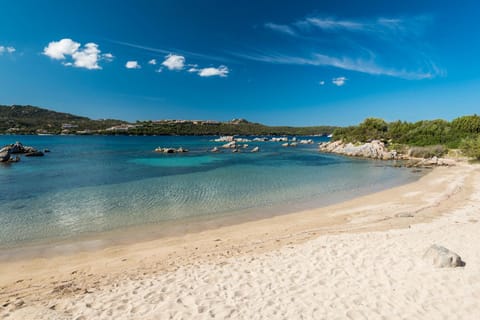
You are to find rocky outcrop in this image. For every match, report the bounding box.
[407,156,456,167]
[319,140,397,160]
[0,148,11,162]
[5,141,37,154]
[154,147,189,153]
[222,141,237,149]
[319,140,457,166]
[1,142,44,162]
[423,245,465,268]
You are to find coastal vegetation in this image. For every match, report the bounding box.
[128,120,336,136]
[460,136,480,160]
[0,105,337,136]
[332,115,480,151]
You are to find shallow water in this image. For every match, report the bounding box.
[0,135,423,247]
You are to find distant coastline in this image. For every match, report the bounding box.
[0,105,337,136]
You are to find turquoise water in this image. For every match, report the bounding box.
[0,135,423,247]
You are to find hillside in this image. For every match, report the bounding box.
[0,105,337,136]
[0,105,126,134]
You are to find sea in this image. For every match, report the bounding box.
[0,135,424,248]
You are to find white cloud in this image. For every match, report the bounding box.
[332,77,347,86]
[125,61,141,69]
[303,17,365,31]
[103,53,114,61]
[0,45,16,54]
[43,39,80,60]
[188,67,199,73]
[112,40,231,63]
[162,54,185,70]
[197,66,229,77]
[71,43,101,70]
[43,38,111,70]
[148,59,157,65]
[234,51,437,80]
[319,80,325,85]
[249,15,442,80]
[264,23,297,36]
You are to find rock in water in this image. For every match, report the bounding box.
[423,244,465,268]
[0,148,11,162]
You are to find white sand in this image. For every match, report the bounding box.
[2,163,480,319]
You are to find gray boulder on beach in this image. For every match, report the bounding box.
[423,244,465,268]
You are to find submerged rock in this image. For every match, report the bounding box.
[25,151,44,157]
[423,244,465,268]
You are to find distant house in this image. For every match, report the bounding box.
[62,123,78,129]
[150,119,221,125]
[202,120,221,125]
[106,124,137,132]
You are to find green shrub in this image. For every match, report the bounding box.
[460,136,480,159]
[408,145,447,158]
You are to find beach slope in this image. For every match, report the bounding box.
[1,162,479,319]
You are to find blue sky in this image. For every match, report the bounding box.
[1,0,480,126]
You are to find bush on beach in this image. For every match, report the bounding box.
[460,136,480,160]
[408,145,447,159]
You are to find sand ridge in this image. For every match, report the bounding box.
[1,162,479,319]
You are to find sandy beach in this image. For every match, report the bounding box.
[1,161,479,319]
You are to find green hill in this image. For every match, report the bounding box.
[0,105,337,136]
[0,105,126,134]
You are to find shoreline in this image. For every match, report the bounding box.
[0,160,424,258]
[1,161,478,318]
